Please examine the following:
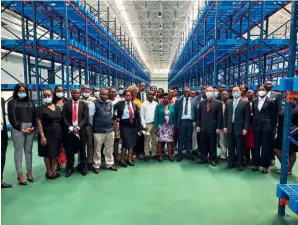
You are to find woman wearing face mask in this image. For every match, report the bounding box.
[244,90,255,165]
[37,89,62,179]
[273,99,298,175]
[240,84,248,101]
[251,86,277,174]
[8,83,36,185]
[53,85,68,170]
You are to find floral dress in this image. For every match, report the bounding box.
[158,108,174,143]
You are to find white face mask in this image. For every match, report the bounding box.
[94,92,100,98]
[82,92,90,98]
[43,97,52,104]
[214,91,219,98]
[258,91,266,97]
[206,92,213,99]
[56,92,64,98]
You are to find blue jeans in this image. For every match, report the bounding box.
[178,120,193,156]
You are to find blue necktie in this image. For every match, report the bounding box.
[232,100,237,123]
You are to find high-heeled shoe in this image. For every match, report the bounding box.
[45,173,56,179]
[17,177,27,185]
[26,173,34,182]
[126,160,134,167]
[168,156,174,162]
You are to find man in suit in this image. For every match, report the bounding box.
[1,98,12,188]
[62,89,89,177]
[223,86,250,171]
[263,81,282,165]
[196,87,223,167]
[137,82,148,103]
[219,91,229,160]
[175,89,197,162]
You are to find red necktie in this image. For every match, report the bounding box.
[128,102,133,124]
[207,100,211,112]
[72,102,77,123]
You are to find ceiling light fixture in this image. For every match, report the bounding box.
[159,33,162,37]
[159,25,162,30]
[158,12,162,18]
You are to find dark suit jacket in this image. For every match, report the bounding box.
[62,100,88,138]
[137,91,148,102]
[196,99,222,133]
[1,98,8,142]
[269,91,282,117]
[116,100,142,131]
[252,97,277,132]
[175,97,196,125]
[223,99,250,135]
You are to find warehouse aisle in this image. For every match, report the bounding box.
[1,142,298,225]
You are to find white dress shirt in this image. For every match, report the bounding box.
[0,103,3,130]
[140,91,147,102]
[258,97,266,111]
[122,101,134,120]
[266,91,272,98]
[69,100,80,132]
[140,100,157,128]
[181,97,192,120]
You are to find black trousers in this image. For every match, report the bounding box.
[65,133,86,169]
[228,124,244,166]
[134,134,144,155]
[270,125,277,160]
[253,129,272,168]
[200,132,217,161]
[1,131,8,181]
[196,133,201,151]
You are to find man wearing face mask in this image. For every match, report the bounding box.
[117,85,125,101]
[263,81,282,166]
[223,86,250,171]
[196,87,222,167]
[89,89,118,173]
[80,84,95,170]
[62,89,89,177]
[213,87,220,101]
[218,91,229,160]
[93,87,100,99]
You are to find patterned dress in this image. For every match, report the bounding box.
[158,108,174,143]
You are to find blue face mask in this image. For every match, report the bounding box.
[118,90,124,95]
[232,92,241,98]
[56,92,64,98]
[18,92,27,99]
[43,97,52,104]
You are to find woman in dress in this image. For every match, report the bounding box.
[240,84,248,101]
[155,88,164,104]
[273,99,298,175]
[244,90,255,165]
[8,83,36,185]
[154,93,176,162]
[117,91,142,167]
[37,89,62,179]
[109,87,120,162]
[52,85,68,170]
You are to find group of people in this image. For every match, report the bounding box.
[1,81,297,188]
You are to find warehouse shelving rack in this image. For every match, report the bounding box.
[168,0,297,89]
[1,0,150,103]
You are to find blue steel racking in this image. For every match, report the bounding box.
[168,0,297,90]
[1,0,150,103]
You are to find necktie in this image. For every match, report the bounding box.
[250,102,253,116]
[207,100,211,112]
[128,102,133,124]
[141,92,144,103]
[72,102,77,123]
[232,100,237,122]
[184,98,189,115]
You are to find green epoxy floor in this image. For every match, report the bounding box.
[1,141,298,225]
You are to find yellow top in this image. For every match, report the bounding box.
[133,98,142,110]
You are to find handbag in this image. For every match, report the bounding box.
[57,146,67,165]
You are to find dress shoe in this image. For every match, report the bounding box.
[93,168,100,174]
[237,165,244,172]
[126,160,134,167]
[144,156,150,161]
[196,159,207,164]
[87,163,93,171]
[176,155,183,162]
[168,156,174,162]
[226,163,234,169]
[1,181,12,188]
[65,169,74,177]
[186,152,194,160]
[80,168,87,176]
[210,161,217,167]
[120,161,127,168]
[108,165,118,171]
[252,167,259,172]
[54,172,61,178]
